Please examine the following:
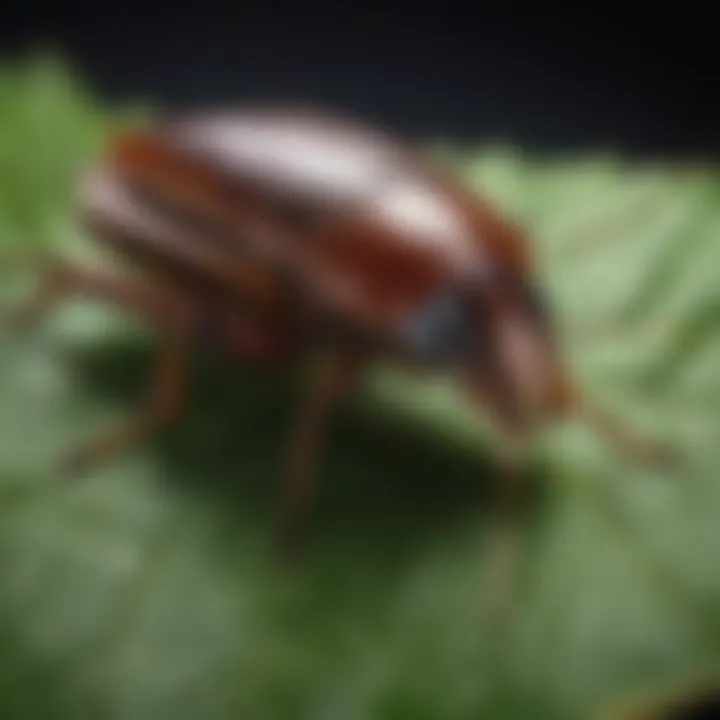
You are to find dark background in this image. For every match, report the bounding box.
[1,4,718,157]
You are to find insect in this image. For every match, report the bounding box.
[1,108,674,560]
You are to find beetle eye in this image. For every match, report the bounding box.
[397,289,478,364]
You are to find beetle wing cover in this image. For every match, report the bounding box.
[107,110,531,333]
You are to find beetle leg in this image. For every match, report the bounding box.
[50,263,198,476]
[544,378,678,468]
[2,259,200,336]
[481,425,529,629]
[212,308,299,366]
[573,395,679,469]
[0,258,70,331]
[275,350,363,563]
[545,171,696,260]
[1,259,200,475]
[63,331,189,476]
[480,430,529,634]
[458,376,531,633]
[462,377,525,632]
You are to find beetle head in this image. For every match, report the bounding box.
[394,266,568,428]
[461,269,570,430]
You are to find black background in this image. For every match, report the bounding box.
[1,4,718,157]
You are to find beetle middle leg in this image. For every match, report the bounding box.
[475,423,533,635]
[458,376,534,633]
[275,350,363,563]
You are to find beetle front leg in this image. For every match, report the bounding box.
[275,350,363,564]
[573,394,679,469]
[545,379,679,469]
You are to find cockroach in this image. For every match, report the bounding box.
[0,108,674,559]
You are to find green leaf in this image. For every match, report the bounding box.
[1,56,720,720]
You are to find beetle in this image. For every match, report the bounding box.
[0,107,674,559]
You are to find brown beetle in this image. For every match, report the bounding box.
[1,108,672,558]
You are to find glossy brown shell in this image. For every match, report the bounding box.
[81,108,532,345]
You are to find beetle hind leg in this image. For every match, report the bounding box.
[62,330,189,477]
[0,258,70,332]
[1,259,202,477]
